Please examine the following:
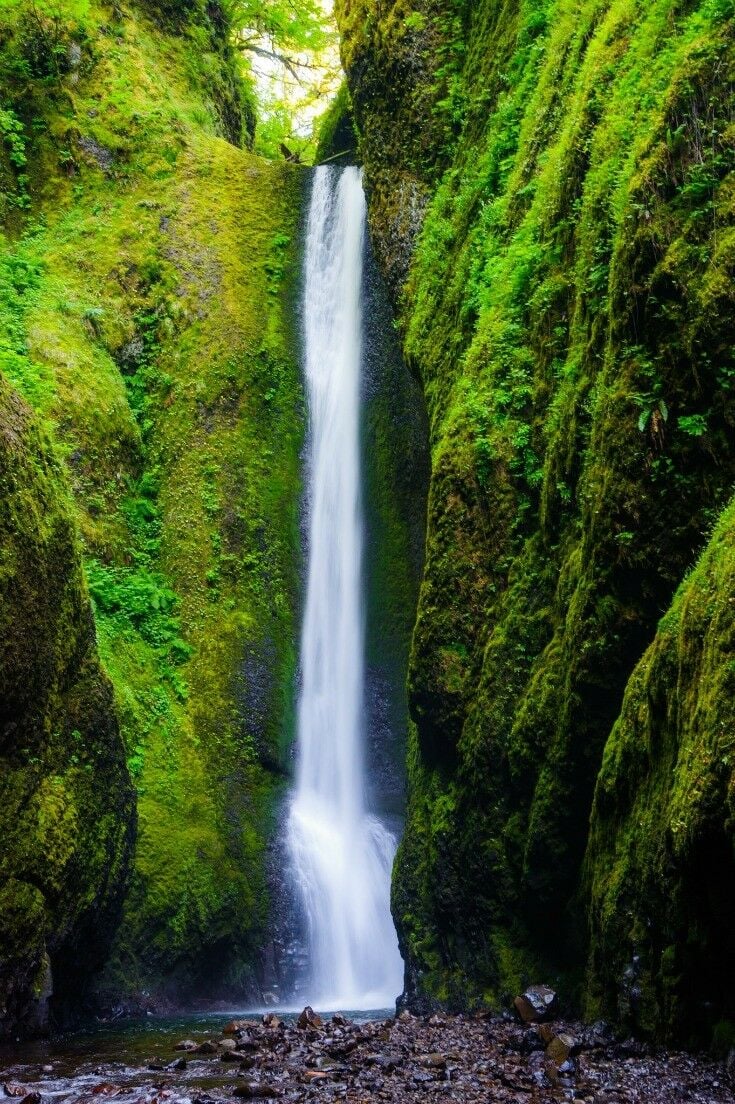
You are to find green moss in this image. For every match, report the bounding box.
[0,374,135,1036]
[339,0,735,1036]
[585,498,735,1043]
[0,0,304,1006]
[314,83,358,163]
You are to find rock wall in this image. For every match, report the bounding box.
[0,0,304,1014]
[0,375,135,1037]
[336,0,735,1043]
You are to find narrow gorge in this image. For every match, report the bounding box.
[1,0,735,1097]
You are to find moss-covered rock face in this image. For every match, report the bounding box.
[0,0,304,1009]
[314,83,359,165]
[336,0,458,298]
[585,499,735,1044]
[338,0,735,1040]
[0,375,135,1038]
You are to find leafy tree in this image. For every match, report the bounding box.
[226,0,340,162]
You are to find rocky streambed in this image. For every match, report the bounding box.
[1,1003,733,1104]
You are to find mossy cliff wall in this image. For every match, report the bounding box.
[336,0,735,1041]
[0,374,135,1037]
[0,0,304,1019]
[585,498,735,1043]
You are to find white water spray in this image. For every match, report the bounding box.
[286,165,404,1011]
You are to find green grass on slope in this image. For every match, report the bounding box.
[0,0,304,1000]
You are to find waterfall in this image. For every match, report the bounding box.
[286,165,404,1011]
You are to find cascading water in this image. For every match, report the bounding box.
[286,165,404,1011]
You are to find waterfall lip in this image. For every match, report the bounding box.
[285,164,404,1012]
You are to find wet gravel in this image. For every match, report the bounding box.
[1,1008,733,1104]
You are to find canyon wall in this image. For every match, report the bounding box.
[337,0,735,1045]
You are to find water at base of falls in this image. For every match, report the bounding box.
[285,165,404,1012]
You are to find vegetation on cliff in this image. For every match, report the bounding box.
[338,0,735,1043]
[2,0,733,1053]
[0,0,305,1020]
[0,373,135,1036]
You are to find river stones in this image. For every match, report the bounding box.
[297,1005,323,1030]
[194,1040,219,1055]
[546,1031,579,1065]
[6,1007,735,1104]
[513,983,559,1023]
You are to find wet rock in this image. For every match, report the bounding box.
[262,1012,282,1030]
[224,1021,247,1035]
[411,1069,435,1084]
[194,1040,219,1055]
[613,1037,650,1058]
[517,1027,546,1054]
[147,1061,167,1071]
[297,1006,323,1030]
[581,1020,615,1050]
[536,1022,556,1045]
[174,1039,198,1051]
[219,1038,238,1051]
[77,135,114,172]
[169,1057,187,1071]
[531,1066,551,1089]
[6,1006,735,1104]
[546,1032,579,1066]
[40,1066,54,1075]
[420,1053,447,1069]
[235,1032,260,1052]
[513,984,559,1023]
[221,1049,245,1063]
[3,1087,28,1098]
[233,1084,279,1098]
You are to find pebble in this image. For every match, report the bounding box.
[2,1005,734,1104]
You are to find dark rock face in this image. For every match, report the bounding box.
[585,500,735,1041]
[336,0,453,302]
[337,0,735,1044]
[0,376,136,1038]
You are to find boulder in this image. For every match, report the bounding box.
[512,985,559,1024]
[546,1033,578,1066]
[297,1006,323,1030]
[194,1041,218,1055]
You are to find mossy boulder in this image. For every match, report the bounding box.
[0,374,135,1037]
